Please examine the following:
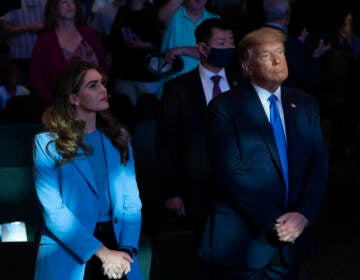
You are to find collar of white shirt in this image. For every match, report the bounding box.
[199,64,229,105]
[252,83,285,129]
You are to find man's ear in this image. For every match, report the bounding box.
[241,61,249,74]
[69,94,80,106]
[197,42,209,57]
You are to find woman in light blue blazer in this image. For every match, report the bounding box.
[33,61,143,280]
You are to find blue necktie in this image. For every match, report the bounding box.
[268,94,289,207]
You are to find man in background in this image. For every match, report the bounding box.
[157,0,219,81]
[158,18,241,232]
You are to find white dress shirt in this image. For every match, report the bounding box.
[199,64,230,105]
[252,83,287,139]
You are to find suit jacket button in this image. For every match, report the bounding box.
[113,217,118,224]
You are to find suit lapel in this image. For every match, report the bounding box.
[71,150,97,195]
[191,70,210,128]
[195,69,243,128]
[101,133,118,193]
[281,87,299,176]
[240,81,283,172]
[101,133,125,214]
[71,133,120,196]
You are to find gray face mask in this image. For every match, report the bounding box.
[207,47,236,68]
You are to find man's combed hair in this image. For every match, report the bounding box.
[195,18,233,44]
[238,27,287,62]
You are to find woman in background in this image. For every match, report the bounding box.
[30,0,107,108]
[33,61,142,280]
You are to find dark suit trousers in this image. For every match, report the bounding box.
[203,247,299,280]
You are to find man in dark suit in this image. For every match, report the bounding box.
[198,27,328,280]
[158,18,242,232]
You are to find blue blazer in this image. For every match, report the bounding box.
[33,132,143,280]
[198,81,328,269]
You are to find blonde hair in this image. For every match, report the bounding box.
[238,27,286,62]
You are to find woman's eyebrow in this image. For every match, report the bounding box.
[84,79,101,87]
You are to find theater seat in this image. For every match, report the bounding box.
[0,123,44,240]
[0,123,44,279]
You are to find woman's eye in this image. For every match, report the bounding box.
[88,83,97,89]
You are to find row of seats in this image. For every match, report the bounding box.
[0,123,44,239]
[0,123,44,278]
[0,95,196,280]
[0,123,153,279]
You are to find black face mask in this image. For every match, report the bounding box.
[207,47,236,68]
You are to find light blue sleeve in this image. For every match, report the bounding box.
[116,144,142,252]
[33,133,102,263]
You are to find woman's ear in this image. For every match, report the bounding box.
[69,94,80,106]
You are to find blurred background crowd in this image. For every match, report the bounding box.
[1,0,360,279]
[1,0,360,157]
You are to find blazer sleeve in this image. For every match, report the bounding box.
[294,97,328,223]
[33,133,102,263]
[113,144,142,253]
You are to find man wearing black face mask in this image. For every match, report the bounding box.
[158,18,243,235]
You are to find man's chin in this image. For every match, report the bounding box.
[277,74,288,83]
